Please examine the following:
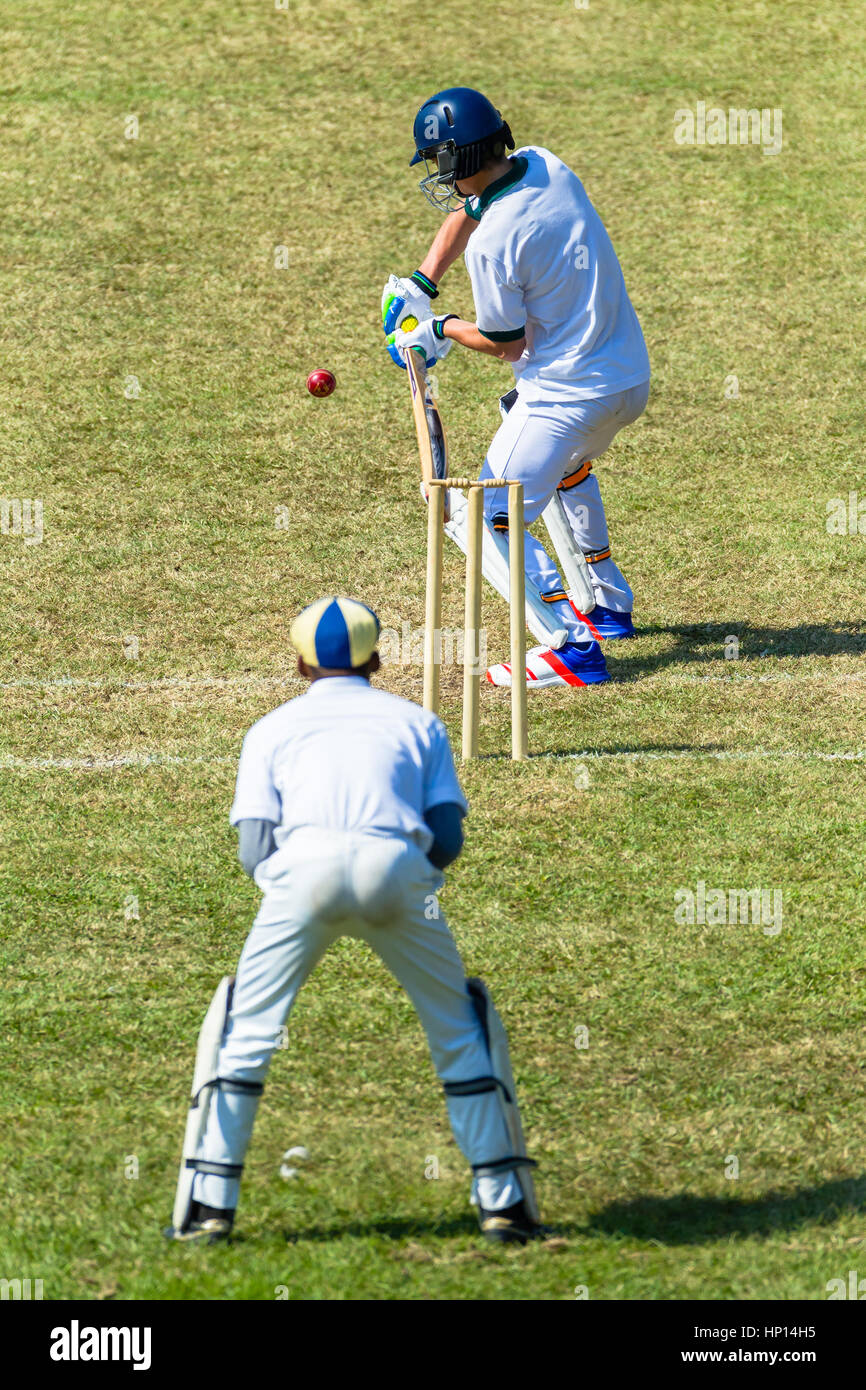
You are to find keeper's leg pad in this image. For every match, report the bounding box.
[463,976,540,1223]
[171,975,263,1233]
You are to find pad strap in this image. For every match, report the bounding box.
[583,546,611,564]
[472,1156,539,1176]
[192,1076,264,1105]
[185,1159,244,1177]
[443,1074,513,1104]
[558,461,593,490]
[217,1078,265,1096]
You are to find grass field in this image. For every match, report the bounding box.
[1,0,865,1301]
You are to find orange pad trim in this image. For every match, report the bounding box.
[557,461,593,491]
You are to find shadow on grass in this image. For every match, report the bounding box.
[282,1214,481,1244]
[611,620,866,678]
[587,1175,866,1246]
[529,741,729,759]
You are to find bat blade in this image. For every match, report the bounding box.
[406,349,449,520]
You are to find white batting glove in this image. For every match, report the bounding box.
[381,274,436,331]
[392,315,456,364]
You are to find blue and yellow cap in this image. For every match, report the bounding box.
[290,597,381,670]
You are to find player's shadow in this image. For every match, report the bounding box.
[586,1174,866,1246]
[531,740,729,759]
[283,1214,495,1244]
[610,620,866,677]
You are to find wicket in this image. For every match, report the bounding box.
[423,478,528,761]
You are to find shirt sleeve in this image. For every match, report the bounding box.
[235,818,278,877]
[469,250,526,343]
[422,718,469,815]
[229,723,282,826]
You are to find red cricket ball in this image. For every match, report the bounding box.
[306,369,336,398]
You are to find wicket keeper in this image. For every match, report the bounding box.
[167,597,541,1246]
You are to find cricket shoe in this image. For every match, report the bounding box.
[164,1203,234,1245]
[479,1199,545,1246]
[583,604,635,639]
[487,640,610,690]
[164,1218,232,1245]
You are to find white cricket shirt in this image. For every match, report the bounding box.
[463,145,650,402]
[230,676,467,853]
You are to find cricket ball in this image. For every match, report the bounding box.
[306,369,336,398]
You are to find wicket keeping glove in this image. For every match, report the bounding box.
[382,271,440,369]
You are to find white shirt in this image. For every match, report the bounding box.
[230,676,467,853]
[464,146,650,402]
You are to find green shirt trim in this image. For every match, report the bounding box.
[479,325,527,343]
[464,156,529,222]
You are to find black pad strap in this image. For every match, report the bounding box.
[217,1078,265,1096]
[185,1159,244,1177]
[472,1156,538,1177]
[444,1075,497,1095]
[443,1075,511,1101]
[192,1076,264,1105]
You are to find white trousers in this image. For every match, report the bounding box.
[482,382,649,630]
[193,829,522,1214]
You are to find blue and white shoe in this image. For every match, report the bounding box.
[585,605,635,639]
[487,641,610,690]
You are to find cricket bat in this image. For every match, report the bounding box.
[402,317,450,521]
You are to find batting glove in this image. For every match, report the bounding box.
[391,314,457,366]
[382,272,439,369]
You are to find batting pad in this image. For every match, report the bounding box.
[541,490,596,615]
[444,489,568,650]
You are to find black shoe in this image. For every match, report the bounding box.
[164,1201,235,1244]
[165,1217,233,1244]
[478,1198,543,1245]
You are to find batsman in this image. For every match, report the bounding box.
[167,597,542,1246]
[383,87,650,689]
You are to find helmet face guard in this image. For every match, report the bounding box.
[416,121,515,215]
[417,143,466,214]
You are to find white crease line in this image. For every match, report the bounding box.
[0,670,862,693]
[0,754,236,771]
[564,749,866,763]
[1,749,864,773]
[0,674,300,692]
[648,672,866,685]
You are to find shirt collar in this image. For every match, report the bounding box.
[304,675,371,695]
[464,155,529,222]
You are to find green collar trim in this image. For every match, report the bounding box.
[465,156,529,222]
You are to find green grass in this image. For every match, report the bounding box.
[1,0,865,1300]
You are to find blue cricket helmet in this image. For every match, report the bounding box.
[410,87,514,212]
